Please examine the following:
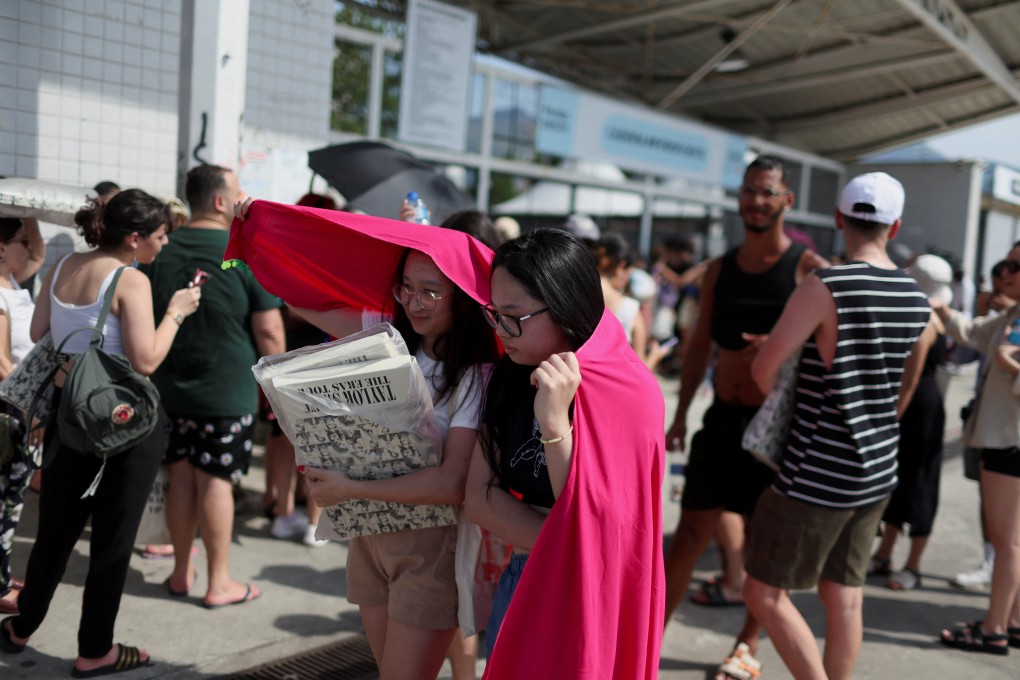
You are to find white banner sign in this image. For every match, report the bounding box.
[398,0,477,151]
[536,85,747,188]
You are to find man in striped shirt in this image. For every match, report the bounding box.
[743,173,932,680]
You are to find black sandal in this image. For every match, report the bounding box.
[1,617,26,654]
[940,621,1009,656]
[867,555,891,577]
[1009,627,1020,649]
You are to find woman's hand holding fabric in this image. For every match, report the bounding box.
[531,352,580,438]
[234,195,254,221]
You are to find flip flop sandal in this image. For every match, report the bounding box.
[690,579,745,607]
[717,642,762,680]
[887,568,921,591]
[70,644,153,678]
[203,583,261,610]
[1,617,26,654]
[940,621,1009,656]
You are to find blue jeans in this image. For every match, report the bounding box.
[485,553,528,658]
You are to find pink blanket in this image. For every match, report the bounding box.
[224,200,494,308]
[485,308,665,679]
[225,201,665,676]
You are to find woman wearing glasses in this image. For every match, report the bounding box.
[302,247,499,677]
[465,229,665,678]
[936,243,1020,655]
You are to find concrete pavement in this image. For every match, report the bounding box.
[0,364,1015,678]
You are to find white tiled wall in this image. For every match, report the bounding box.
[1,0,183,198]
[244,0,334,153]
[2,0,335,204]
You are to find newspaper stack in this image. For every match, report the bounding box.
[254,323,454,540]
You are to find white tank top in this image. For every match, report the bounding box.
[0,274,36,365]
[49,256,125,354]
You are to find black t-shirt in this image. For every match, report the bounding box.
[497,396,556,509]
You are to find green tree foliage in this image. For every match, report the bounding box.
[332,1,404,136]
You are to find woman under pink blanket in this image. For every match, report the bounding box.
[464,229,665,679]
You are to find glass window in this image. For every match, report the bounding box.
[490,78,539,162]
[331,39,372,135]
[381,49,402,139]
[466,73,486,153]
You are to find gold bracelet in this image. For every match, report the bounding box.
[165,310,184,326]
[539,424,573,445]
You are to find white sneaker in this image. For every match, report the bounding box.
[303,525,329,548]
[950,560,993,589]
[270,512,309,539]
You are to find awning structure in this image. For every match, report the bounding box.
[410,0,1020,161]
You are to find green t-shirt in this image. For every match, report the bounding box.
[144,227,281,416]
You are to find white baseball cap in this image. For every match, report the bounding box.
[909,254,954,306]
[838,172,905,225]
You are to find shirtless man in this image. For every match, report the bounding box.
[663,155,828,679]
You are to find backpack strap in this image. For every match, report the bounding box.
[93,267,126,345]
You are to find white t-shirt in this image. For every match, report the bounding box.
[0,275,36,366]
[415,347,490,442]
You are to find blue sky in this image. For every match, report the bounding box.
[908,112,1020,167]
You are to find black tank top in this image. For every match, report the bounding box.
[710,242,806,350]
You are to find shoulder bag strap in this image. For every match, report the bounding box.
[91,267,126,348]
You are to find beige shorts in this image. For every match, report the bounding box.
[346,524,458,630]
[746,489,889,589]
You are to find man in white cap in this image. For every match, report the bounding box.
[742,172,933,680]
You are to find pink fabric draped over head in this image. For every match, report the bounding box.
[484,309,666,679]
[224,200,494,310]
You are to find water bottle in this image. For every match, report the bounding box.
[406,192,430,225]
[1008,318,1020,345]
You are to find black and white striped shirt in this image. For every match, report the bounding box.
[773,263,930,508]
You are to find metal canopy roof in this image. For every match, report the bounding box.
[424,0,1020,161]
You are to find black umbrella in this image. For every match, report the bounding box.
[308,141,477,225]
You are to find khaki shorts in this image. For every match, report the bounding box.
[346,524,458,630]
[746,489,888,589]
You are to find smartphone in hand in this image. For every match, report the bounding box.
[190,268,210,288]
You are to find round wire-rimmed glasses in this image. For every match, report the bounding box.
[392,284,444,311]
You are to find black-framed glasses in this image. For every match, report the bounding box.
[1004,260,1020,274]
[480,305,549,337]
[392,284,444,311]
[3,237,28,247]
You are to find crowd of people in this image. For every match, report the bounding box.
[0,155,1017,679]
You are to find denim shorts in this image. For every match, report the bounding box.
[485,553,529,658]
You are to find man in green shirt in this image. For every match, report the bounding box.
[145,165,284,608]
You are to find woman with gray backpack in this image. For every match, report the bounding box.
[1,190,200,677]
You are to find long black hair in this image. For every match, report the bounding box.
[480,228,603,485]
[390,250,499,407]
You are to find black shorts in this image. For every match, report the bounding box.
[165,412,256,482]
[982,447,1020,478]
[680,399,776,516]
